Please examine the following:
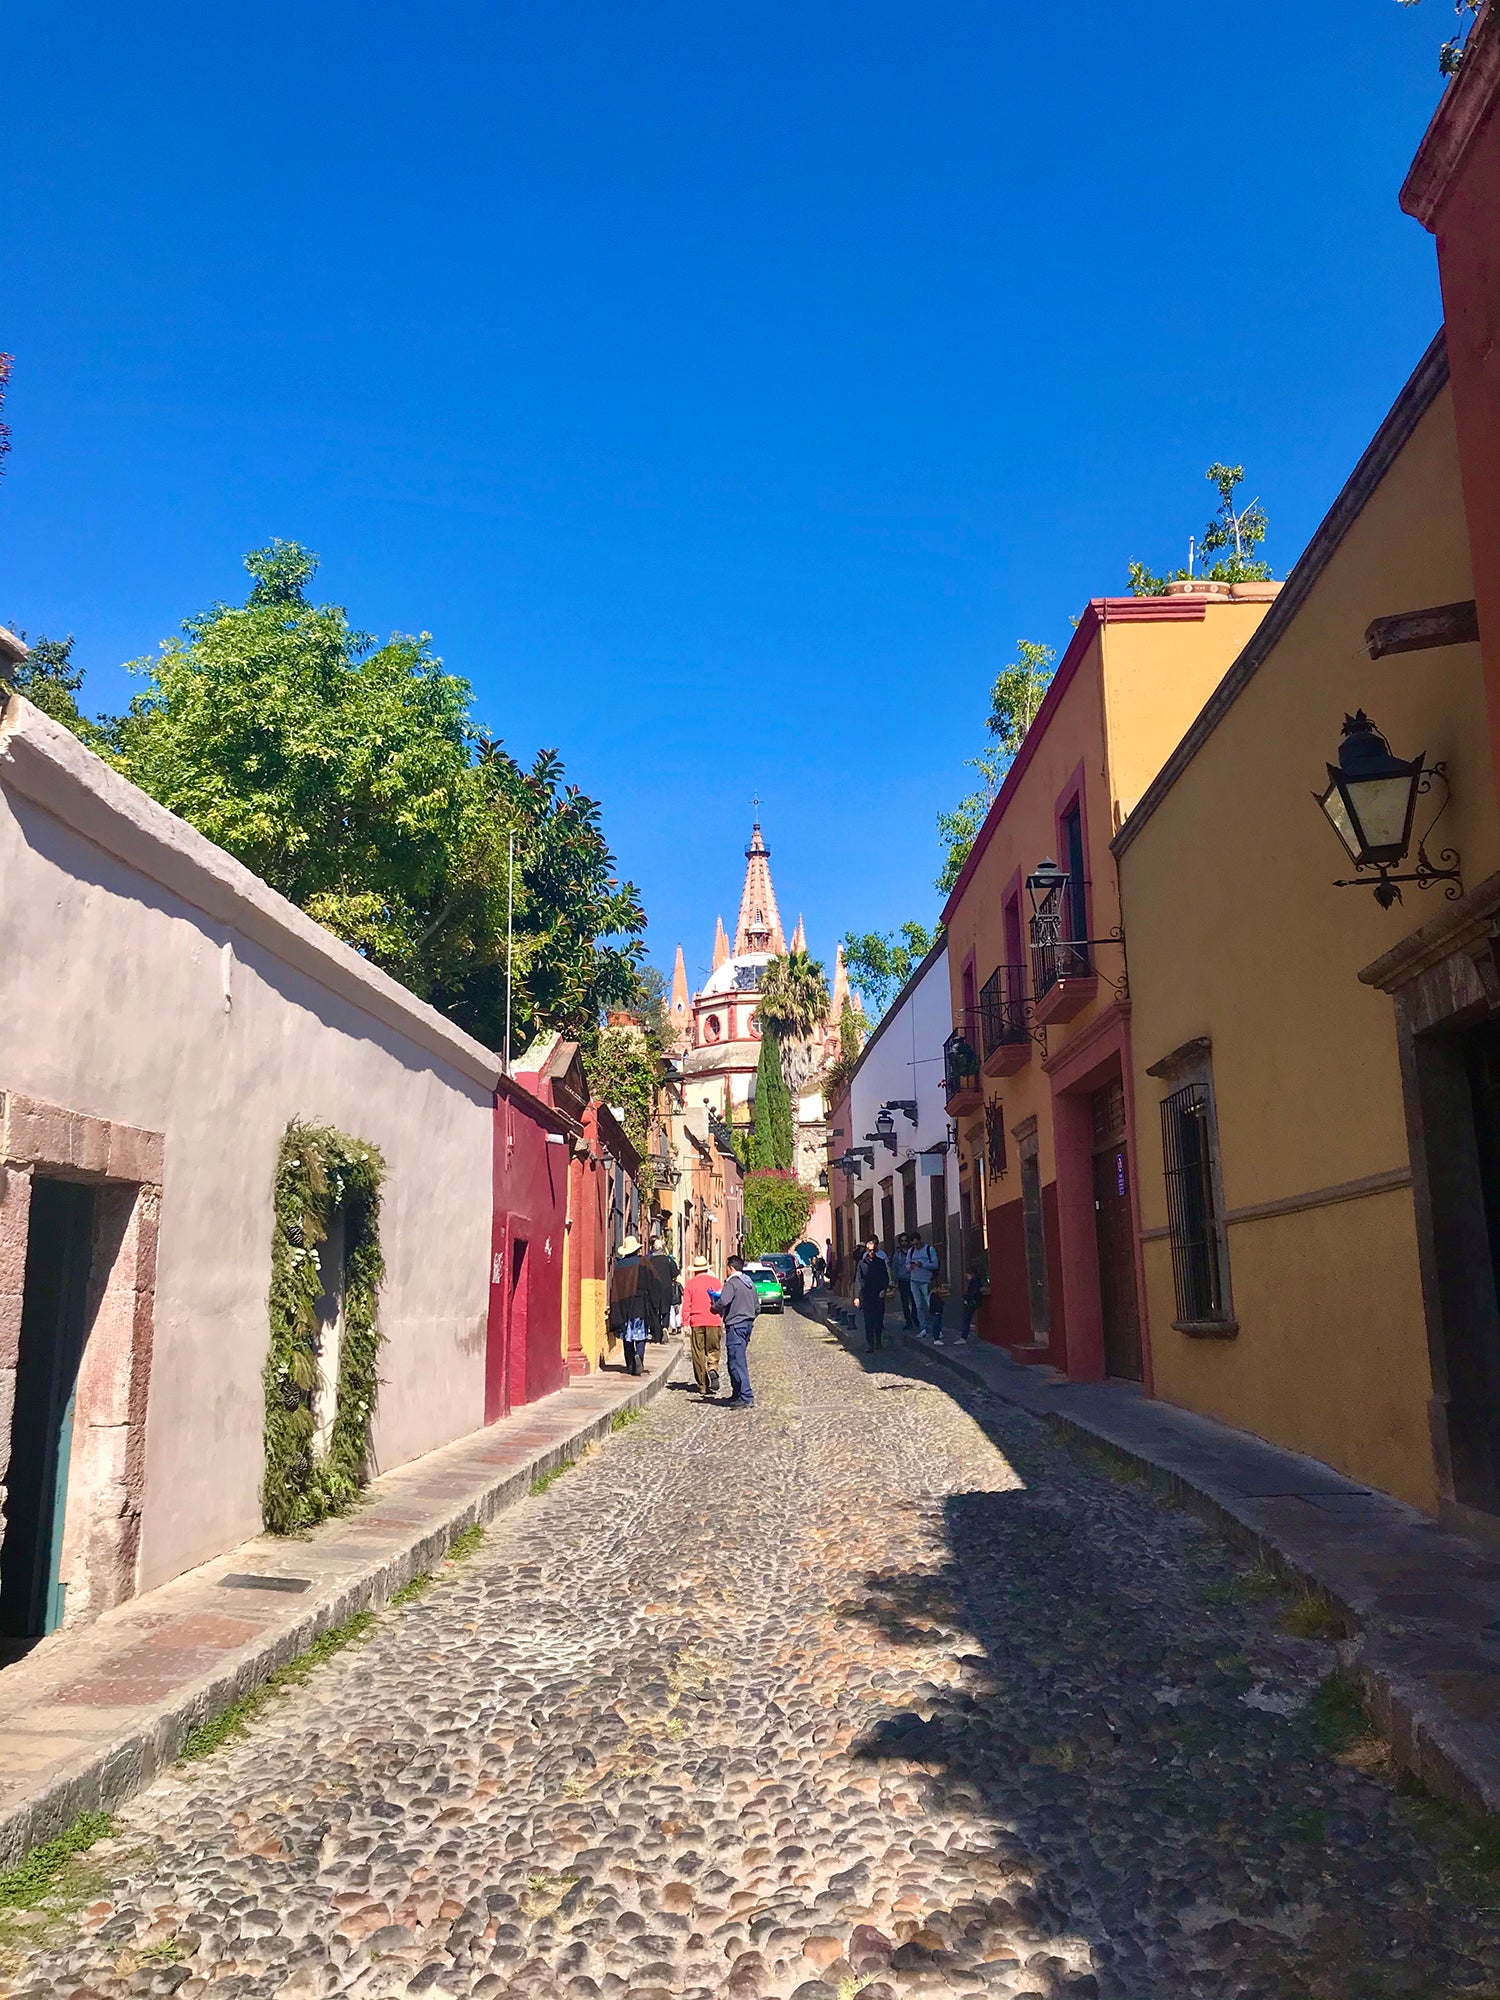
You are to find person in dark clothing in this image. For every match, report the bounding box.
[961,1262,985,1342]
[893,1237,917,1328]
[856,1238,890,1353]
[711,1254,761,1407]
[646,1241,679,1343]
[608,1235,661,1375]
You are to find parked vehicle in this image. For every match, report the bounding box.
[745,1263,786,1312]
[759,1251,805,1302]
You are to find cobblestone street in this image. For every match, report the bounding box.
[5,1308,1500,2000]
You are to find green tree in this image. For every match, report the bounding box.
[986,639,1057,762]
[585,965,671,1154]
[105,541,644,1047]
[755,948,831,1094]
[743,1170,814,1257]
[1129,462,1271,594]
[2,633,102,741]
[935,638,1057,895]
[841,922,936,1019]
[823,998,866,1101]
[750,1025,794,1170]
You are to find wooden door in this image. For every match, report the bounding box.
[1091,1082,1142,1382]
[0,1180,95,1640]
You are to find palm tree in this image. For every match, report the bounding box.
[755,950,831,1095]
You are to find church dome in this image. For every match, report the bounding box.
[698,951,772,999]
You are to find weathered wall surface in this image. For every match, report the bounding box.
[1120,377,1495,1511]
[0,697,497,1595]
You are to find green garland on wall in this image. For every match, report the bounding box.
[263,1121,386,1534]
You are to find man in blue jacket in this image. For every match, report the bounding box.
[711,1255,761,1409]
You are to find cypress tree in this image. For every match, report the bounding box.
[751,1027,794,1171]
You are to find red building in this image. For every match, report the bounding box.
[485,1075,572,1421]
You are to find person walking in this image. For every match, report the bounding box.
[681,1257,723,1397]
[960,1261,985,1343]
[647,1238,680,1344]
[924,1276,947,1343]
[608,1234,660,1375]
[856,1237,890,1353]
[892,1237,917,1329]
[908,1234,939,1334]
[712,1254,761,1408]
[811,1248,826,1290]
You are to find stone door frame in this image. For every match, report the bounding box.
[0,1091,162,1631]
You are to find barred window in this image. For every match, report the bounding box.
[1160,1082,1228,1324]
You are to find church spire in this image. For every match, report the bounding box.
[831,939,850,1018]
[712,915,730,970]
[790,914,807,954]
[669,945,691,1050]
[734,814,785,957]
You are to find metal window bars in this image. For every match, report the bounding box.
[1159,1082,1226,1323]
[978,965,1031,1057]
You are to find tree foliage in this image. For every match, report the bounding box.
[743,1169,815,1257]
[842,921,936,1020]
[3,633,102,742]
[84,541,643,1049]
[586,965,671,1155]
[750,1025,794,1171]
[756,949,830,1093]
[823,999,867,1102]
[1129,463,1271,594]
[934,639,1057,895]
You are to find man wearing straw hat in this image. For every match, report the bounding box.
[608,1234,660,1376]
[681,1256,723,1398]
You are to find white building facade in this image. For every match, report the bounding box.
[829,940,962,1305]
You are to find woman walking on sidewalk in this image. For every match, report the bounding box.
[608,1235,660,1375]
[681,1257,723,1398]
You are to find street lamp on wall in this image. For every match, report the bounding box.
[1315,710,1462,910]
[1025,856,1068,922]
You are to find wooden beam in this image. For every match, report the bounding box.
[1365,599,1479,660]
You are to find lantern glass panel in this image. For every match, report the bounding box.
[1319,781,1361,865]
[1345,772,1417,861]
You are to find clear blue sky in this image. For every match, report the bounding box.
[1,1,1452,999]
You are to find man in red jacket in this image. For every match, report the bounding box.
[681,1257,722,1398]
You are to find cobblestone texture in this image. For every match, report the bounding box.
[4,1310,1500,2000]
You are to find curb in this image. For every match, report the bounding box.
[891,1331,1500,1818]
[0,1345,684,1870]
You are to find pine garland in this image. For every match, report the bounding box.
[262,1121,386,1534]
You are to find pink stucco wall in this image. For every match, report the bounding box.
[0,696,497,1596]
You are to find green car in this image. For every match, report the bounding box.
[745,1263,786,1313]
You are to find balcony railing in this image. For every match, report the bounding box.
[978,966,1030,1056]
[943,1024,981,1104]
[1030,930,1092,1002]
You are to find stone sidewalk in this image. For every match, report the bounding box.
[836,1316,1500,1817]
[0,1342,682,1869]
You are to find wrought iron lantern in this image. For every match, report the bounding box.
[1025,857,1068,921]
[1315,710,1461,909]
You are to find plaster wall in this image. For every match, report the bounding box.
[0,698,496,1593]
[941,600,1273,1358]
[841,947,953,1251]
[1119,381,1493,1510]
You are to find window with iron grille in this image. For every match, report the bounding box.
[1018,1127,1050,1338]
[984,1098,1007,1176]
[1160,1082,1229,1324]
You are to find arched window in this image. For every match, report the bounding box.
[705,1014,723,1044]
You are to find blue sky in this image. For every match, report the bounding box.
[1,1,1453,998]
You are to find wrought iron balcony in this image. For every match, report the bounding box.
[979,966,1031,1053]
[943,1024,982,1112]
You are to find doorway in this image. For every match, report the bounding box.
[507,1235,531,1410]
[0,1179,96,1642]
[1091,1080,1142,1382]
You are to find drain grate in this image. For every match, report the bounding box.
[219,1572,312,1593]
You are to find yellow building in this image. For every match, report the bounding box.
[940,589,1271,1380]
[1116,338,1498,1516]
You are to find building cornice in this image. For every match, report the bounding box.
[1358,867,1500,992]
[940,595,1214,923]
[1111,332,1450,865]
[1401,0,1499,229]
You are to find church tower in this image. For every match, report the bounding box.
[734,817,786,956]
